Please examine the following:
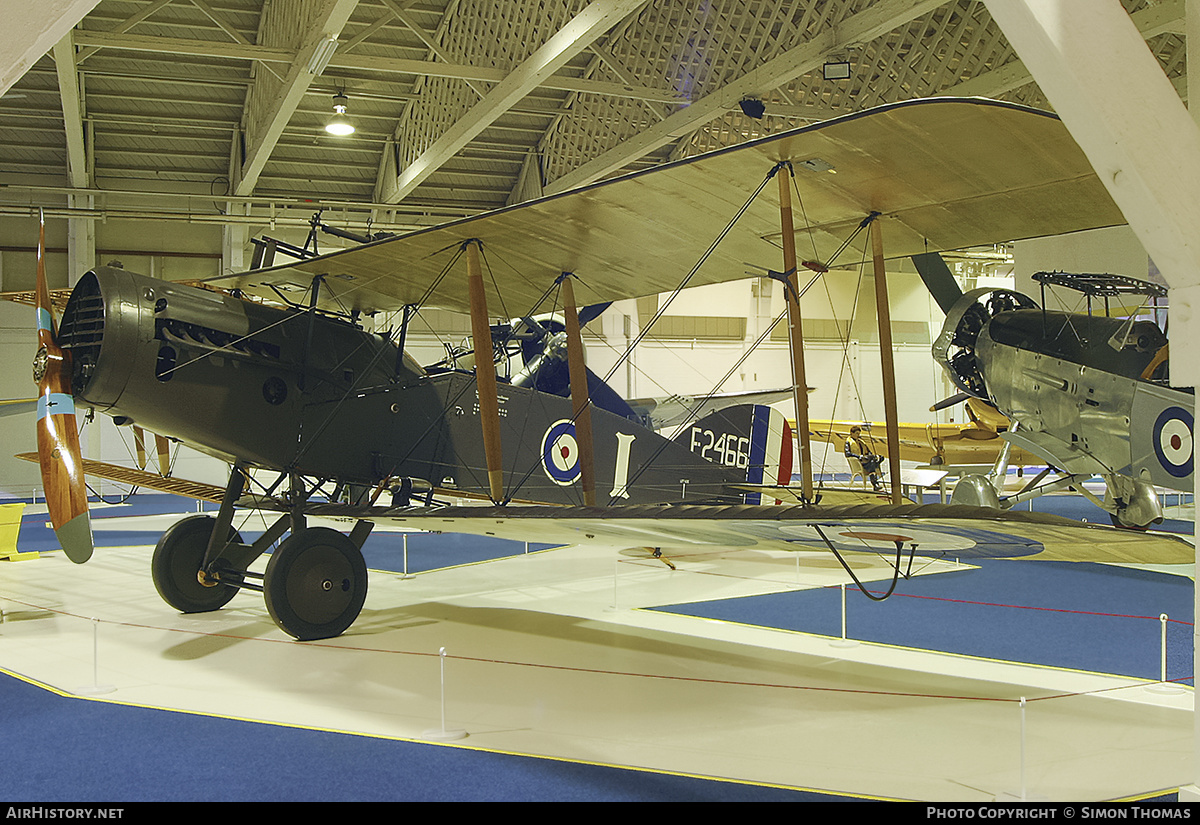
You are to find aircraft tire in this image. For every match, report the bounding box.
[264,527,368,641]
[1108,512,1158,531]
[152,515,242,614]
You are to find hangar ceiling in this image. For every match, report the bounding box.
[0,0,1187,255]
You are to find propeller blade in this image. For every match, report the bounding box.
[32,212,93,564]
[911,252,964,315]
[929,392,971,412]
[578,302,610,327]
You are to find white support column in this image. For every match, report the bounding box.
[2,0,99,96]
[1190,0,1200,127]
[222,202,249,276]
[983,0,1200,798]
[66,193,94,286]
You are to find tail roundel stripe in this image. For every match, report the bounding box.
[747,405,792,504]
[746,405,770,488]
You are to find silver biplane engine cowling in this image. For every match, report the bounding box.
[932,288,1039,404]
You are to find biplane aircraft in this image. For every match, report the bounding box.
[932,269,1191,528]
[24,98,1194,641]
[807,398,1037,470]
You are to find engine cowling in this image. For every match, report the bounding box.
[56,266,411,476]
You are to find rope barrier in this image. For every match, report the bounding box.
[0,584,1189,708]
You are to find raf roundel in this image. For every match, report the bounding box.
[1152,406,1194,478]
[541,419,581,486]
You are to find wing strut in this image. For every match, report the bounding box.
[777,162,813,502]
[464,239,505,503]
[560,273,597,506]
[868,216,903,505]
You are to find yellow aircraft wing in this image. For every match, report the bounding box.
[808,420,1040,467]
[206,98,1122,316]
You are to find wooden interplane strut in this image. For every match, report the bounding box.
[777,163,813,502]
[560,273,597,507]
[870,218,903,505]
[464,239,505,503]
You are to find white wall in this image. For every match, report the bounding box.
[1014,225,1155,311]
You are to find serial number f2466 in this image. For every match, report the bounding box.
[690,427,750,469]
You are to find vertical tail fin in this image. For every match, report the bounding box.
[673,404,793,502]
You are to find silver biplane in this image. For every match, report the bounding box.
[933,269,1189,528]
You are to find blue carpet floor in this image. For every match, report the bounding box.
[0,670,831,802]
[654,560,1193,684]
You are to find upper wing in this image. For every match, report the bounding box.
[205,98,1122,316]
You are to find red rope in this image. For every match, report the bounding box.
[857,587,1195,625]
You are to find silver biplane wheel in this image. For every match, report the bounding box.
[151,515,242,614]
[948,474,1001,509]
[264,527,368,641]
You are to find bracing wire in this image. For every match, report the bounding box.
[599,164,784,388]
[498,165,786,505]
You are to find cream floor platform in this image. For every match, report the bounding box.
[0,507,1193,802]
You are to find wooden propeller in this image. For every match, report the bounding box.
[32,212,93,563]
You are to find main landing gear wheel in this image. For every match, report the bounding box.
[1109,512,1150,531]
[152,515,242,614]
[264,527,368,641]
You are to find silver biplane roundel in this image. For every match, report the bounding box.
[1152,406,1194,478]
[541,419,580,486]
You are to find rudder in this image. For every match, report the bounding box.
[672,404,793,502]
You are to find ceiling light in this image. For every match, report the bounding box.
[308,37,339,76]
[738,97,765,120]
[325,93,355,136]
[823,60,852,81]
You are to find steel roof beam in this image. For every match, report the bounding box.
[52,30,89,189]
[543,0,947,196]
[69,29,687,104]
[379,0,650,205]
[233,0,360,197]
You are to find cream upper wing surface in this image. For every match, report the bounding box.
[206,98,1123,316]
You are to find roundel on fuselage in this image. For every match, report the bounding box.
[541,419,580,486]
[1152,406,1193,478]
